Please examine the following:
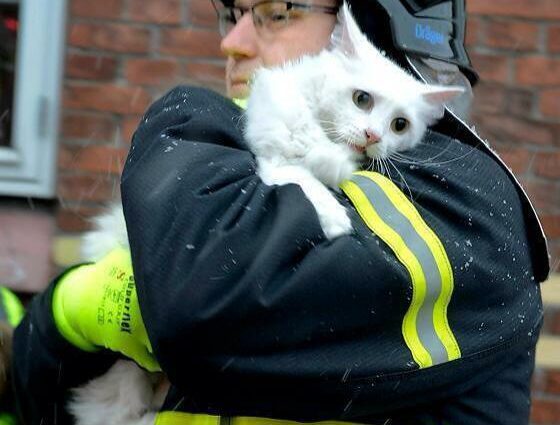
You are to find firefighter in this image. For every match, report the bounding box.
[13,1,549,424]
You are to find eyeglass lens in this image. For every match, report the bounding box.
[216,1,298,37]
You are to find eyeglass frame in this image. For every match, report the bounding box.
[210,0,340,37]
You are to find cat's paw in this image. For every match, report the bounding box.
[305,145,357,189]
[258,162,310,187]
[318,203,353,239]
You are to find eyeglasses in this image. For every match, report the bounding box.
[211,1,339,37]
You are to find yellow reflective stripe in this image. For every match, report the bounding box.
[0,287,24,327]
[155,411,221,425]
[339,178,432,368]
[360,172,460,362]
[340,171,460,368]
[155,412,366,425]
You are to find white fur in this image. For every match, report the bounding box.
[70,2,463,421]
[245,3,462,239]
[70,361,158,425]
[80,203,129,262]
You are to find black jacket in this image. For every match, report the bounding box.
[13,86,548,425]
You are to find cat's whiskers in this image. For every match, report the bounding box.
[365,157,377,173]
[380,158,387,175]
[322,128,343,138]
[318,123,347,143]
[386,157,414,201]
[390,143,451,165]
[391,140,476,168]
[337,134,355,150]
[317,119,342,137]
[391,145,475,168]
[378,156,392,177]
[316,118,338,126]
[369,156,386,175]
[381,157,391,178]
[234,113,246,128]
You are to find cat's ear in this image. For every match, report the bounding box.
[331,3,368,56]
[421,85,465,105]
[420,85,465,121]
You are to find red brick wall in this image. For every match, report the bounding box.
[536,303,560,425]
[533,369,560,425]
[467,0,560,276]
[58,0,224,232]
[466,1,560,424]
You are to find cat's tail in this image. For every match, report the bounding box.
[81,203,129,261]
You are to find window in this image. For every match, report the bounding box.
[0,0,66,198]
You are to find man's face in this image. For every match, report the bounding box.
[220,0,339,98]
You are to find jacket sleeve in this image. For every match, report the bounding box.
[12,270,118,425]
[121,86,544,421]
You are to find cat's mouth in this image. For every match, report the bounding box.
[349,143,366,154]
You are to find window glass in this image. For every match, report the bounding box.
[0,4,18,147]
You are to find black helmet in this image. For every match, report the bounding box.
[346,0,478,86]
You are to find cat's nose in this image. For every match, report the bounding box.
[365,129,380,146]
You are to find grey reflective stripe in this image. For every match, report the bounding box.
[351,175,449,364]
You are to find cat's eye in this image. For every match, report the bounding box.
[391,117,410,134]
[352,90,374,111]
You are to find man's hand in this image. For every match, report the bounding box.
[52,248,161,372]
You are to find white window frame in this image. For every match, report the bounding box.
[0,0,66,198]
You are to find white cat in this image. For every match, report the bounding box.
[69,3,462,424]
[245,3,462,239]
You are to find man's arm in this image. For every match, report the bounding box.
[122,86,543,420]
[12,269,118,425]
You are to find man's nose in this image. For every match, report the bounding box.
[220,13,258,58]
